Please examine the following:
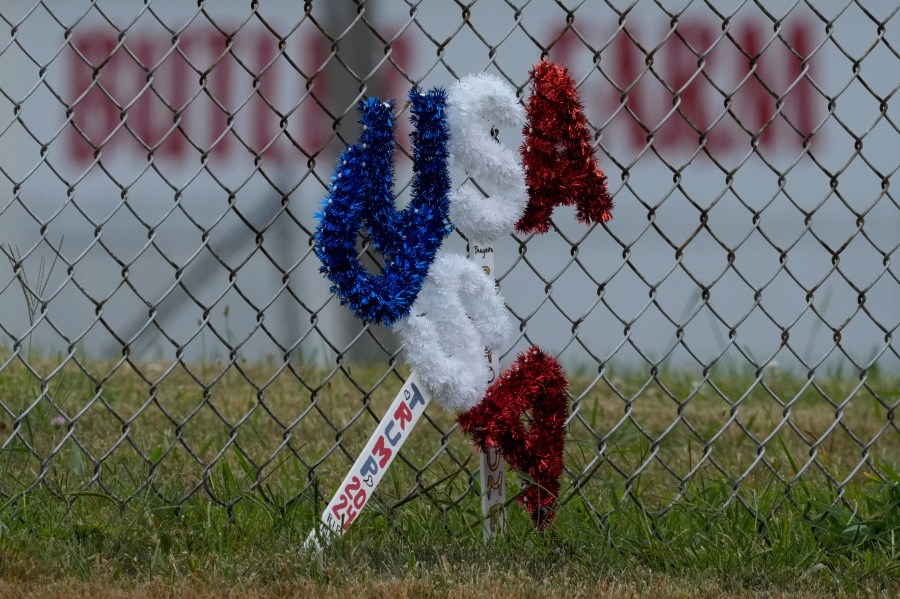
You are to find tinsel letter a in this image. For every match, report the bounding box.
[516,60,614,234]
[457,346,568,528]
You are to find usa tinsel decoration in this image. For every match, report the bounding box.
[517,60,614,234]
[457,346,569,528]
[314,87,452,327]
[396,253,514,411]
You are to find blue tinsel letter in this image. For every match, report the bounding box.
[314,88,452,327]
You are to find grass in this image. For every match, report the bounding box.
[0,353,898,597]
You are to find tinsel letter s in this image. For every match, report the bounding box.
[314,88,452,327]
[516,60,614,234]
[458,346,568,528]
[447,74,528,242]
[396,254,515,411]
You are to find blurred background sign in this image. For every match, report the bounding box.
[0,0,897,375]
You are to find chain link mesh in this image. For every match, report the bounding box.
[0,0,897,531]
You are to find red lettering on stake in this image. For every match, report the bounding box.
[331,492,350,521]
[343,502,358,529]
[372,435,392,468]
[351,487,366,510]
[393,401,413,431]
[345,475,362,496]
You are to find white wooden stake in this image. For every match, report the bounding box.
[306,372,431,549]
[469,239,506,540]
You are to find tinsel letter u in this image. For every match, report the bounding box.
[315,88,452,327]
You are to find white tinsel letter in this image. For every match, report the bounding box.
[396,254,514,411]
[447,74,527,242]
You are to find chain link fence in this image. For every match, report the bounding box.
[0,1,897,531]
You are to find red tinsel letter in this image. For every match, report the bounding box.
[516,60,614,234]
[457,346,568,528]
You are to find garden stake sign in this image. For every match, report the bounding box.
[306,372,432,547]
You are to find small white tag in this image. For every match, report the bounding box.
[469,239,507,540]
[306,371,432,549]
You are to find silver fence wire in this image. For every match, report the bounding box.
[0,1,897,530]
